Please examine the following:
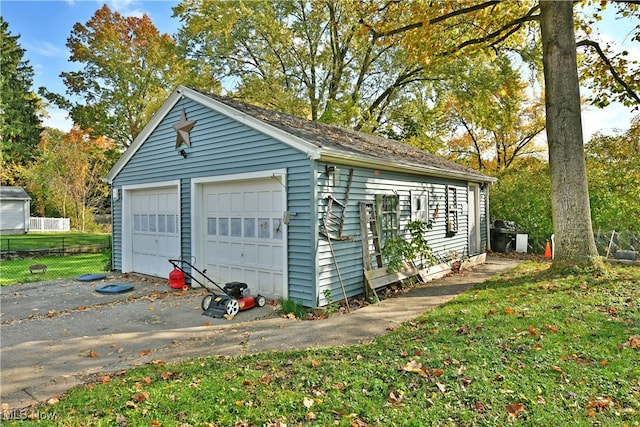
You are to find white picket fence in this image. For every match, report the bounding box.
[29,217,71,232]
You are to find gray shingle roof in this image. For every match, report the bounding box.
[0,186,31,200]
[206,93,494,182]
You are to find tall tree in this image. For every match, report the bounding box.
[430,55,545,171]
[173,0,440,131]
[362,0,639,268]
[539,0,599,266]
[0,17,43,184]
[24,126,117,231]
[41,5,217,149]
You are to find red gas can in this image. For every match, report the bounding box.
[169,268,185,289]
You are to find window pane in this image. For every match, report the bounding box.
[258,218,270,238]
[207,217,217,235]
[231,218,242,237]
[244,218,255,238]
[167,215,176,234]
[219,218,229,236]
[273,218,283,239]
[158,215,166,232]
[149,214,156,232]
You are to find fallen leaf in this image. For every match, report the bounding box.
[505,403,524,418]
[260,375,272,384]
[303,396,314,410]
[400,360,428,377]
[161,371,173,380]
[311,360,321,368]
[546,325,559,332]
[388,391,402,404]
[143,377,152,385]
[88,350,99,358]
[528,325,538,336]
[504,307,516,315]
[138,349,152,357]
[133,391,149,403]
[585,397,614,411]
[475,401,485,412]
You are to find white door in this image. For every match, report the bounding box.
[130,187,180,277]
[468,184,481,255]
[200,179,285,299]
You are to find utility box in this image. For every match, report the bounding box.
[516,234,528,253]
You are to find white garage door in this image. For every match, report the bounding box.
[201,179,285,299]
[131,187,180,277]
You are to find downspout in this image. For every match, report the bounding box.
[485,183,491,252]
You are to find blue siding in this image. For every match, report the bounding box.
[316,163,485,306]
[111,98,317,306]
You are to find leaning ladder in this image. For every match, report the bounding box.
[321,168,354,240]
[321,168,354,311]
[359,201,383,299]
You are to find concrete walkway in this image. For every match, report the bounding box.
[0,257,521,409]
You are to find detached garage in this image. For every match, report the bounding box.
[105,85,495,308]
[0,186,31,235]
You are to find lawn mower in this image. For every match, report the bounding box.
[168,258,266,318]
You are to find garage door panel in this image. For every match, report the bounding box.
[131,187,179,277]
[201,179,285,299]
[244,192,257,211]
[258,191,272,212]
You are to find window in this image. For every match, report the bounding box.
[244,218,255,238]
[375,194,400,244]
[207,217,217,235]
[445,185,458,236]
[411,190,429,222]
[231,218,242,237]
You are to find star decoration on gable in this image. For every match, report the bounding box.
[173,109,196,148]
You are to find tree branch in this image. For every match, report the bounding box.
[576,39,640,105]
[370,1,503,38]
[366,3,540,57]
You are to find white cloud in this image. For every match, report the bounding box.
[102,0,145,17]
[30,41,68,58]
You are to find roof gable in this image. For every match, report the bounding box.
[0,186,31,200]
[106,85,494,183]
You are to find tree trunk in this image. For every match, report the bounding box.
[539,1,600,268]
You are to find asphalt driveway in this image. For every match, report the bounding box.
[0,257,522,410]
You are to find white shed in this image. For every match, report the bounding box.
[0,186,31,234]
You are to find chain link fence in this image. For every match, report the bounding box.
[0,235,112,286]
[594,229,639,260]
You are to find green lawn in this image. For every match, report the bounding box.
[0,252,111,285]
[0,233,111,285]
[5,263,640,426]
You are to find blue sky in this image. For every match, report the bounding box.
[1,0,638,139]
